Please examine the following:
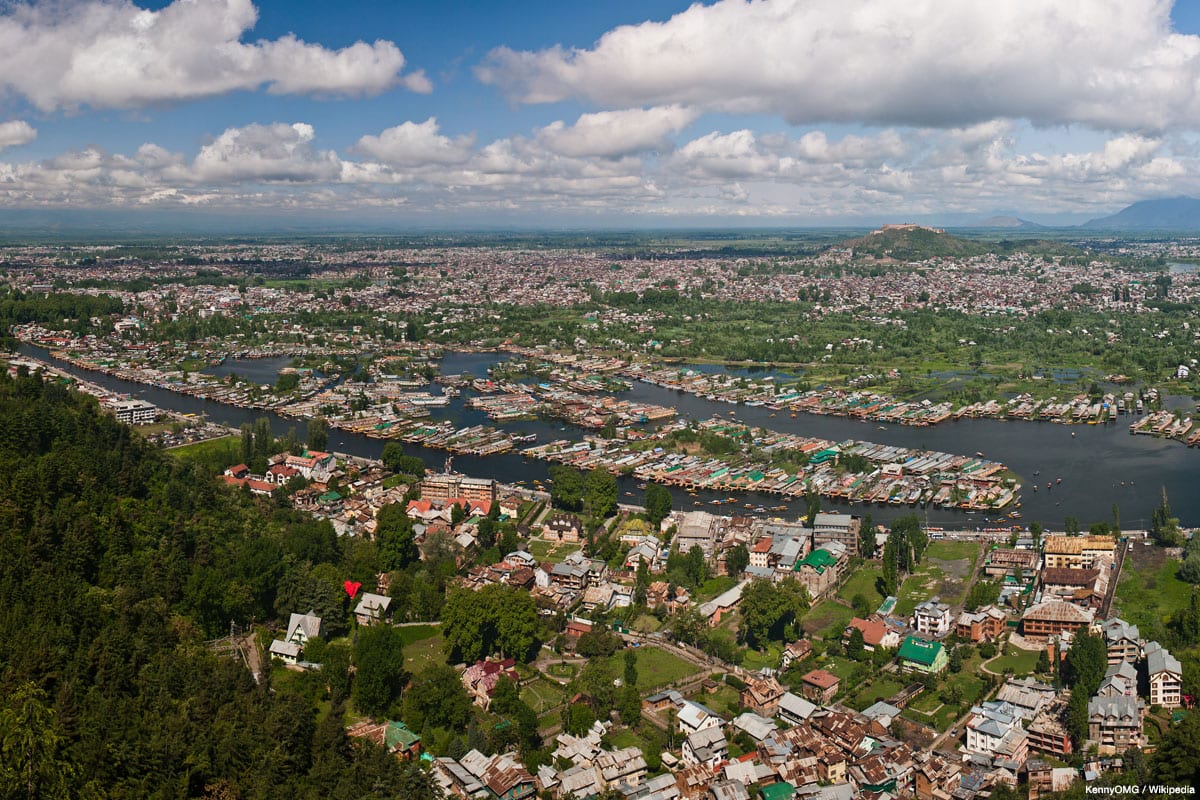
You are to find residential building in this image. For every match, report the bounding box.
[110,398,157,424]
[1100,618,1141,665]
[677,700,723,735]
[799,669,840,704]
[777,692,818,725]
[954,605,1006,641]
[812,512,861,557]
[1040,568,1103,608]
[731,712,778,744]
[793,545,842,600]
[1020,600,1094,639]
[740,674,785,717]
[1087,695,1143,754]
[543,512,582,543]
[698,579,750,626]
[984,548,1038,578]
[268,610,323,665]
[353,592,392,626]
[964,701,1029,766]
[779,639,813,670]
[897,636,948,674]
[461,658,520,709]
[843,616,901,651]
[1026,703,1073,758]
[595,746,648,789]
[1144,641,1183,708]
[457,749,536,800]
[1042,535,1115,570]
[675,511,722,558]
[682,726,729,768]
[1096,662,1137,698]
[912,598,952,637]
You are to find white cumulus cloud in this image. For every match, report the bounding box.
[0,120,36,150]
[535,105,698,158]
[353,118,475,166]
[0,0,425,111]
[478,0,1200,131]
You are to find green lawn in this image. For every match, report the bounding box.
[521,678,565,714]
[167,434,239,466]
[599,646,703,692]
[987,644,1042,676]
[845,676,905,710]
[696,576,736,602]
[701,685,742,717]
[631,614,663,633]
[925,540,985,562]
[740,641,783,672]
[527,538,580,563]
[837,565,885,605]
[403,629,447,672]
[801,600,856,639]
[546,661,578,680]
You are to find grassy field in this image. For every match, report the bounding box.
[631,614,662,633]
[837,565,885,606]
[845,676,906,710]
[1114,543,1193,631]
[599,646,703,693]
[802,600,856,639]
[526,538,580,563]
[521,677,565,714]
[740,642,783,672]
[895,541,983,616]
[167,434,239,464]
[986,644,1042,676]
[701,685,742,717]
[401,627,446,672]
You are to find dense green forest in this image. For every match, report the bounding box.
[0,372,439,799]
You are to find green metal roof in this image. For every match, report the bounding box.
[897,635,943,666]
[760,782,795,800]
[385,721,420,750]
[795,548,838,573]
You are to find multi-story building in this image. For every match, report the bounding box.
[1087,695,1143,754]
[421,474,497,505]
[1145,641,1183,708]
[964,701,1029,766]
[898,636,948,674]
[1020,600,1094,639]
[912,598,952,637]
[955,605,1006,641]
[1100,618,1141,665]
[1042,535,1115,570]
[812,512,861,557]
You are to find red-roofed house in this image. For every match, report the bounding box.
[462,658,520,709]
[800,669,841,704]
[844,616,900,651]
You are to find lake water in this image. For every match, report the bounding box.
[20,344,1200,529]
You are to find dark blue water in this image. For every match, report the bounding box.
[20,343,1200,529]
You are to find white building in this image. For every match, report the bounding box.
[912,598,952,637]
[1145,641,1183,708]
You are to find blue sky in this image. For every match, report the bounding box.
[3,0,1200,226]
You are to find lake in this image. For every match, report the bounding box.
[19,344,1200,530]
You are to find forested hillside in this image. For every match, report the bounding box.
[0,371,437,799]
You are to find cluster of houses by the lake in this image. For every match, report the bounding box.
[227,448,1189,800]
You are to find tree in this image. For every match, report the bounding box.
[1179,554,1200,585]
[685,545,709,586]
[623,649,639,688]
[859,513,876,559]
[1062,628,1106,696]
[548,465,583,511]
[634,559,650,606]
[1037,648,1051,674]
[441,584,543,663]
[584,468,618,519]
[1150,704,1200,787]
[643,482,672,527]
[1064,515,1080,535]
[352,625,408,718]
[307,416,329,452]
[739,578,810,650]
[381,442,425,477]
[846,627,865,661]
[401,664,473,731]
[804,490,821,527]
[965,580,1000,611]
[1151,487,1184,547]
[726,543,749,577]
[949,645,963,673]
[0,683,78,800]
[1030,521,1043,550]
[375,502,419,572]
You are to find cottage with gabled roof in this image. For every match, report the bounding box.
[1144,641,1182,708]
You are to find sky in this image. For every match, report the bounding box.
[4,0,1200,228]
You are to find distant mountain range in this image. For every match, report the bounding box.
[1083,197,1200,230]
